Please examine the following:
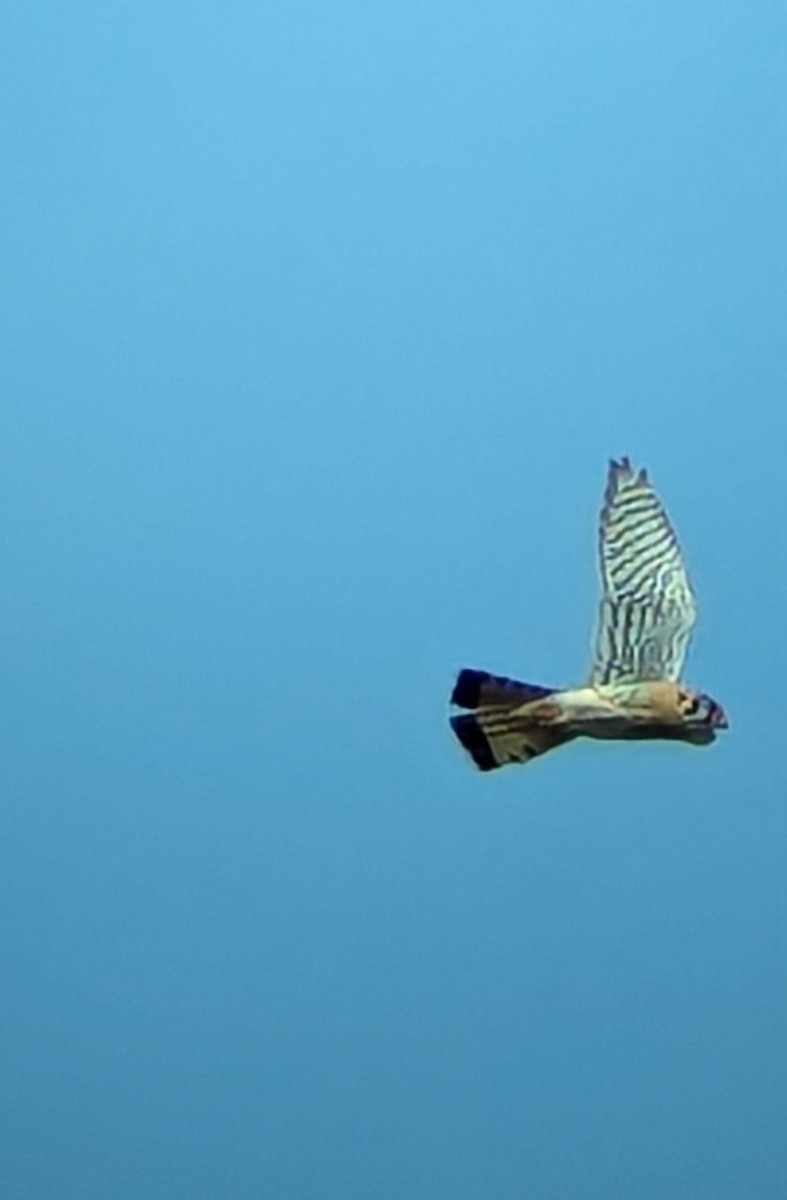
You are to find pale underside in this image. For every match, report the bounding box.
[588,458,697,685]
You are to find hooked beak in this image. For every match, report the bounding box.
[711,704,729,730]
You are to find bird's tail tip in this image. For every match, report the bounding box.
[449,668,572,771]
[450,668,555,710]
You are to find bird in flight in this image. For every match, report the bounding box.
[450,457,727,770]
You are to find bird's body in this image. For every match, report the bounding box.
[450,458,727,771]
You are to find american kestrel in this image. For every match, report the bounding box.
[450,457,728,770]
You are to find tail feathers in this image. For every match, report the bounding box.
[451,668,556,710]
[450,709,576,772]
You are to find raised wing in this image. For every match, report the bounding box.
[590,458,697,684]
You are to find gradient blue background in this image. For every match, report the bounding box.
[2,3,785,1196]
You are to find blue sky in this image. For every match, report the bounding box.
[2,2,785,1197]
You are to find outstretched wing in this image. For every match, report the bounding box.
[589,458,697,684]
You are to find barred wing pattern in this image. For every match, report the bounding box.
[590,458,697,684]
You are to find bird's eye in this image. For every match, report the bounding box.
[683,695,700,716]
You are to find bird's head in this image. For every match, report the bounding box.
[678,689,728,734]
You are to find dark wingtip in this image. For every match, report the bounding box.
[609,455,649,484]
[605,456,651,505]
[450,715,498,771]
[608,455,633,481]
[605,457,627,504]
